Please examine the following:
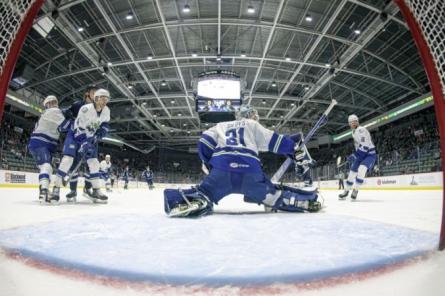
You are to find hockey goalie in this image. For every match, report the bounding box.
[163,105,322,217]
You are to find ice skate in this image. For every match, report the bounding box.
[351,189,358,201]
[39,186,48,203]
[85,189,108,204]
[83,187,93,198]
[338,190,349,200]
[48,186,60,204]
[66,190,77,203]
[307,200,322,212]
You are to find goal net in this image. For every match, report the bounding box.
[394,0,445,250]
[0,0,45,124]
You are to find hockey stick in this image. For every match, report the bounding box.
[336,156,348,168]
[62,157,84,187]
[271,99,337,183]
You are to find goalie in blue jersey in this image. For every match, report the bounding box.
[164,105,322,217]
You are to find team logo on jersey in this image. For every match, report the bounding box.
[230,162,249,168]
[81,106,88,113]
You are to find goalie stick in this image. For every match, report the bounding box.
[271,99,337,183]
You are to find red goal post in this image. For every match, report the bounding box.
[394,0,445,250]
[0,0,45,125]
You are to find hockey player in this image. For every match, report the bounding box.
[28,96,71,203]
[100,154,112,192]
[51,89,111,204]
[339,115,377,200]
[164,105,321,217]
[110,171,116,188]
[294,149,316,187]
[63,84,97,202]
[142,165,154,190]
[123,166,130,190]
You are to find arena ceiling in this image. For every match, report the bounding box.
[12,0,429,150]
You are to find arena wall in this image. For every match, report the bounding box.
[0,169,442,190]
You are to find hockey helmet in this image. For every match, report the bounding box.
[95,88,110,99]
[348,114,359,124]
[43,95,58,108]
[105,154,111,160]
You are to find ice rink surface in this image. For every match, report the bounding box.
[1,187,445,296]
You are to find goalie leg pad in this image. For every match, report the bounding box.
[272,185,320,212]
[164,188,213,218]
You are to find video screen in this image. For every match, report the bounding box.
[197,79,241,100]
[196,98,241,113]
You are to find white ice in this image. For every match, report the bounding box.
[1,187,445,296]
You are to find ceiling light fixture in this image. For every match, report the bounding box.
[305,14,313,22]
[183,4,191,13]
[161,80,167,86]
[247,5,255,14]
[271,81,277,87]
[126,12,134,20]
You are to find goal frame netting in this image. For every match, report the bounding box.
[394,0,445,250]
[0,0,45,125]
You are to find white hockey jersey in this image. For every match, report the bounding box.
[352,126,375,154]
[199,118,297,172]
[73,103,110,142]
[100,160,112,173]
[29,107,70,149]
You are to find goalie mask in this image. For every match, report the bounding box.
[237,105,259,121]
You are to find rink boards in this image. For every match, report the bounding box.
[0,169,442,190]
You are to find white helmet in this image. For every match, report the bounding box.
[94,88,110,99]
[43,95,58,108]
[105,154,111,160]
[348,114,359,124]
[236,104,259,121]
